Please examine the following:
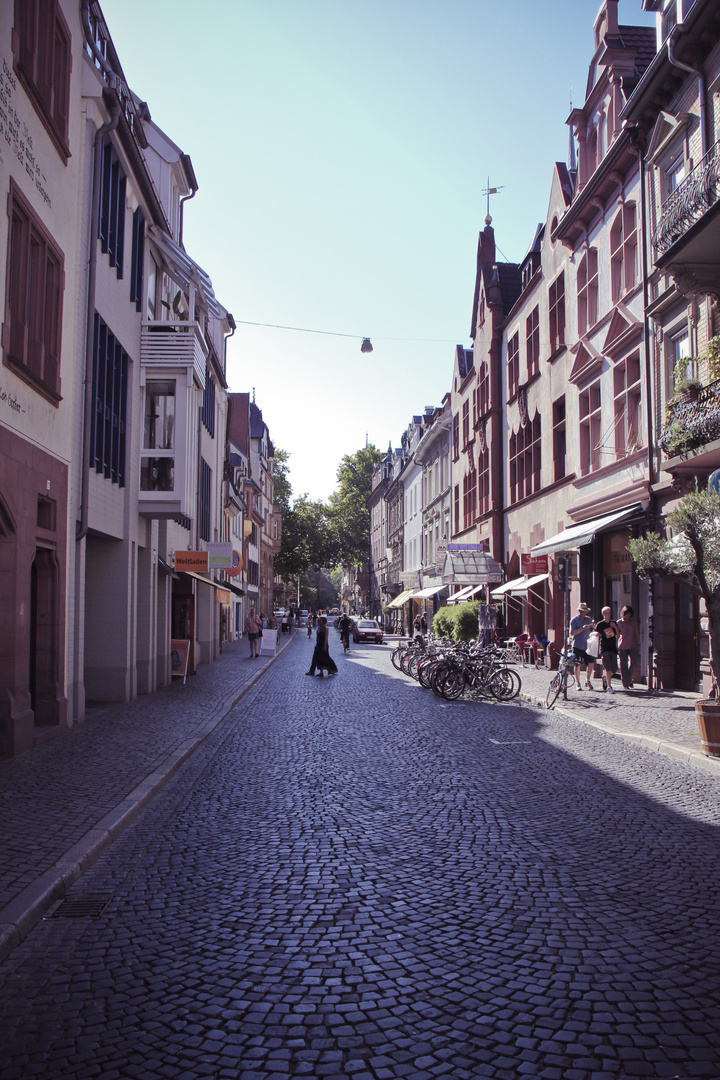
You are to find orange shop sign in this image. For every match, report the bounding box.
[174,551,209,572]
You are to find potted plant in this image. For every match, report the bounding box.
[628,484,720,756]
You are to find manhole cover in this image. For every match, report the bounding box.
[46,893,112,919]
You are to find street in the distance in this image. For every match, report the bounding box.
[1,633,720,1080]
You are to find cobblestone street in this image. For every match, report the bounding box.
[1,633,720,1079]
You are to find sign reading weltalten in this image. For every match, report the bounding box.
[175,551,209,572]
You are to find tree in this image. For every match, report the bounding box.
[628,486,720,693]
[274,495,338,579]
[272,447,292,512]
[327,445,383,566]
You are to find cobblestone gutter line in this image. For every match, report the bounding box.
[0,633,297,963]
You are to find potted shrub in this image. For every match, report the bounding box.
[628,485,720,756]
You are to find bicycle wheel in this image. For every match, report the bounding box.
[488,668,520,701]
[391,646,405,670]
[417,657,437,689]
[437,665,467,700]
[545,672,564,709]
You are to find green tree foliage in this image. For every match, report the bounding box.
[327,445,383,565]
[274,495,338,579]
[272,447,292,512]
[628,486,720,690]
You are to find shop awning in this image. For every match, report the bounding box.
[413,584,448,598]
[181,570,232,597]
[491,573,549,598]
[529,505,644,557]
[447,583,483,604]
[442,549,503,584]
[386,588,419,609]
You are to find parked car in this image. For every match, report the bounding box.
[298,610,309,625]
[352,619,384,644]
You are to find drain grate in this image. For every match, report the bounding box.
[46,893,113,920]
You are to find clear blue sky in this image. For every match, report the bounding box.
[100,0,655,503]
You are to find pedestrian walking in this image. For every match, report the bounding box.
[244,607,261,658]
[595,605,620,692]
[421,611,428,635]
[305,616,338,677]
[618,605,640,688]
[570,601,596,689]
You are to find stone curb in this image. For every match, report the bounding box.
[521,690,720,777]
[0,633,295,964]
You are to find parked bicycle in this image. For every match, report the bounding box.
[545,641,581,709]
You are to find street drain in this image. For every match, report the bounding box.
[46,893,113,919]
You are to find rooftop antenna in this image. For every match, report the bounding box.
[252,386,255,403]
[481,176,503,224]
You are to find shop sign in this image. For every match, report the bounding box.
[604,530,631,574]
[175,550,208,572]
[521,554,548,575]
[224,549,244,577]
[207,542,233,569]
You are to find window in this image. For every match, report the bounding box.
[3,183,63,401]
[454,484,460,534]
[526,306,540,379]
[509,414,541,503]
[99,138,126,277]
[549,272,565,354]
[552,397,566,482]
[579,381,602,475]
[91,315,128,486]
[130,209,145,311]
[508,331,520,398]
[472,387,478,430]
[668,326,694,393]
[202,365,216,436]
[477,445,490,516]
[141,380,175,492]
[610,204,637,302]
[478,361,489,414]
[199,458,212,541]
[614,354,642,457]
[667,153,686,196]
[12,0,71,161]
[452,413,460,460]
[463,471,477,530]
[462,399,470,448]
[577,248,598,334]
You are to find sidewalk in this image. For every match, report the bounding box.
[515,657,720,775]
[385,634,720,776]
[0,631,297,963]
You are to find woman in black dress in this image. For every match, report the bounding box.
[305,616,338,677]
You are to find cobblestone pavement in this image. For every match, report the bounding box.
[1,633,720,1079]
[0,633,295,960]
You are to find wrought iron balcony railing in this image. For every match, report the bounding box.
[659,377,720,457]
[653,139,720,259]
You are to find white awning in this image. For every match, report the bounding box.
[530,505,643,557]
[413,584,448,598]
[491,573,549,598]
[386,588,419,609]
[447,583,483,604]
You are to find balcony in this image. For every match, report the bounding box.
[140,321,208,389]
[659,378,720,473]
[653,139,720,265]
